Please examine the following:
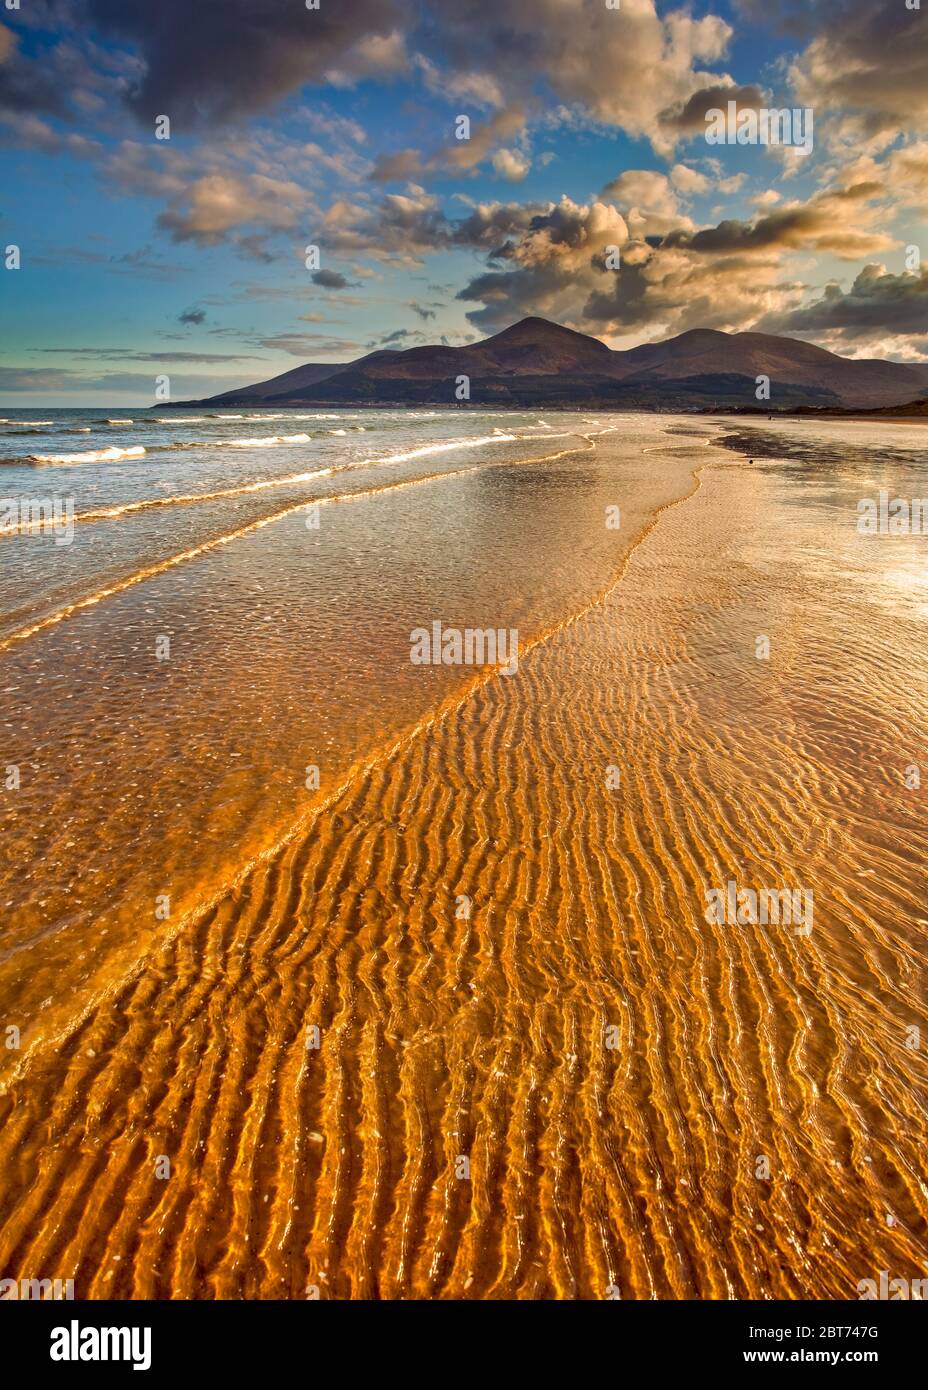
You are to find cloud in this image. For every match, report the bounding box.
[0,367,90,392]
[0,23,70,116]
[311,269,354,290]
[71,0,744,158]
[422,0,736,155]
[660,83,765,133]
[762,265,928,346]
[320,187,456,262]
[309,147,923,348]
[492,148,531,182]
[156,173,308,244]
[448,184,808,340]
[0,367,261,396]
[456,194,634,331]
[670,163,710,195]
[254,332,364,357]
[6,0,927,369]
[787,1,928,140]
[368,148,427,183]
[87,0,407,124]
[234,233,276,264]
[600,169,683,234]
[882,141,928,213]
[378,328,418,345]
[30,242,190,277]
[414,54,504,110]
[662,182,893,260]
[37,347,265,362]
[369,107,527,183]
[299,104,367,147]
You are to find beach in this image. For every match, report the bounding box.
[1,411,926,1298]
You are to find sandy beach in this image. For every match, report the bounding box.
[1,415,926,1298]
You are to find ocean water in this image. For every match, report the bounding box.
[1,408,926,1298]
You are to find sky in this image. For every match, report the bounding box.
[0,0,926,405]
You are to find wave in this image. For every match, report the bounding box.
[225,432,312,448]
[66,468,336,526]
[16,434,313,465]
[0,436,597,650]
[154,412,344,423]
[354,432,518,468]
[23,445,147,466]
[140,430,317,452]
[242,413,297,421]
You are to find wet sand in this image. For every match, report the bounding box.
[0,423,926,1298]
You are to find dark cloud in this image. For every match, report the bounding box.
[0,23,71,116]
[752,1,928,136]
[371,328,433,347]
[660,84,766,132]
[178,307,206,326]
[762,266,928,341]
[87,0,405,125]
[74,0,737,154]
[311,269,353,290]
[662,185,890,260]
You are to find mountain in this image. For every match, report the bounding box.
[180,317,928,411]
[199,350,396,404]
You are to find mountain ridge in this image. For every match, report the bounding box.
[178,317,928,411]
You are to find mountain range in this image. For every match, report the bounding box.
[181,317,928,412]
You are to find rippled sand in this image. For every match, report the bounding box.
[0,418,926,1298]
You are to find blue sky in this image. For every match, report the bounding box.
[1,0,926,403]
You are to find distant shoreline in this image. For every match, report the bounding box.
[156,400,928,421]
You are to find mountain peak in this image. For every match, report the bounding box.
[489,316,610,350]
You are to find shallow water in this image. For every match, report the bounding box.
[0,410,926,1298]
